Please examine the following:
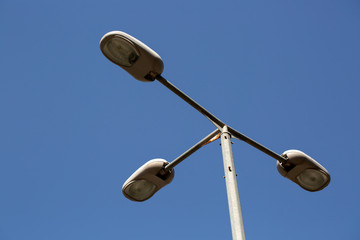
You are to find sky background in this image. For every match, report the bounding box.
[1,0,360,239]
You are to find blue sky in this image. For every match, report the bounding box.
[1,0,359,239]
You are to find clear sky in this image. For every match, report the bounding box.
[1,0,359,239]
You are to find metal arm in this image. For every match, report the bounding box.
[164,129,221,171]
[228,126,287,163]
[156,75,225,129]
[156,75,287,163]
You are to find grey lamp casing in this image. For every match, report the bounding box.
[277,150,330,191]
[100,31,164,82]
[122,159,175,202]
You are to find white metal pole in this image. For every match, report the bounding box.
[220,125,246,240]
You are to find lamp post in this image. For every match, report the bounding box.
[100,31,331,240]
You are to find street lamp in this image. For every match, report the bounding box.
[277,150,330,191]
[122,159,175,202]
[100,31,163,82]
[100,31,331,240]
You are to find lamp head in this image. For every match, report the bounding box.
[122,159,175,202]
[100,31,164,82]
[277,150,330,192]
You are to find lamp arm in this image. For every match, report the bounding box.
[228,126,287,163]
[156,75,287,164]
[156,75,225,129]
[164,129,221,171]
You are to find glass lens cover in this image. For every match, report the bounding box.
[103,37,139,67]
[297,169,328,191]
[124,180,156,201]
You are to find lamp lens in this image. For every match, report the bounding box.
[124,180,156,201]
[103,37,139,67]
[296,169,328,191]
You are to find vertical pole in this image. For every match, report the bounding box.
[220,126,246,240]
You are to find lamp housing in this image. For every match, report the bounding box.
[122,159,175,202]
[100,31,164,82]
[277,150,330,192]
